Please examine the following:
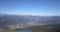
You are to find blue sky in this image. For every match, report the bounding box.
[0,0,60,16]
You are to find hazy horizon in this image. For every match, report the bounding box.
[0,13,60,16]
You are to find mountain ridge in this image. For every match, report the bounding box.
[0,14,60,28]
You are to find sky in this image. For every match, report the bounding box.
[0,0,60,16]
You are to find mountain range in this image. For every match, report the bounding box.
[0,14,60,28]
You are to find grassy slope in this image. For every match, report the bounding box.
[0,29,15,32]
[23,24,60,32]
[0,24,60,32]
